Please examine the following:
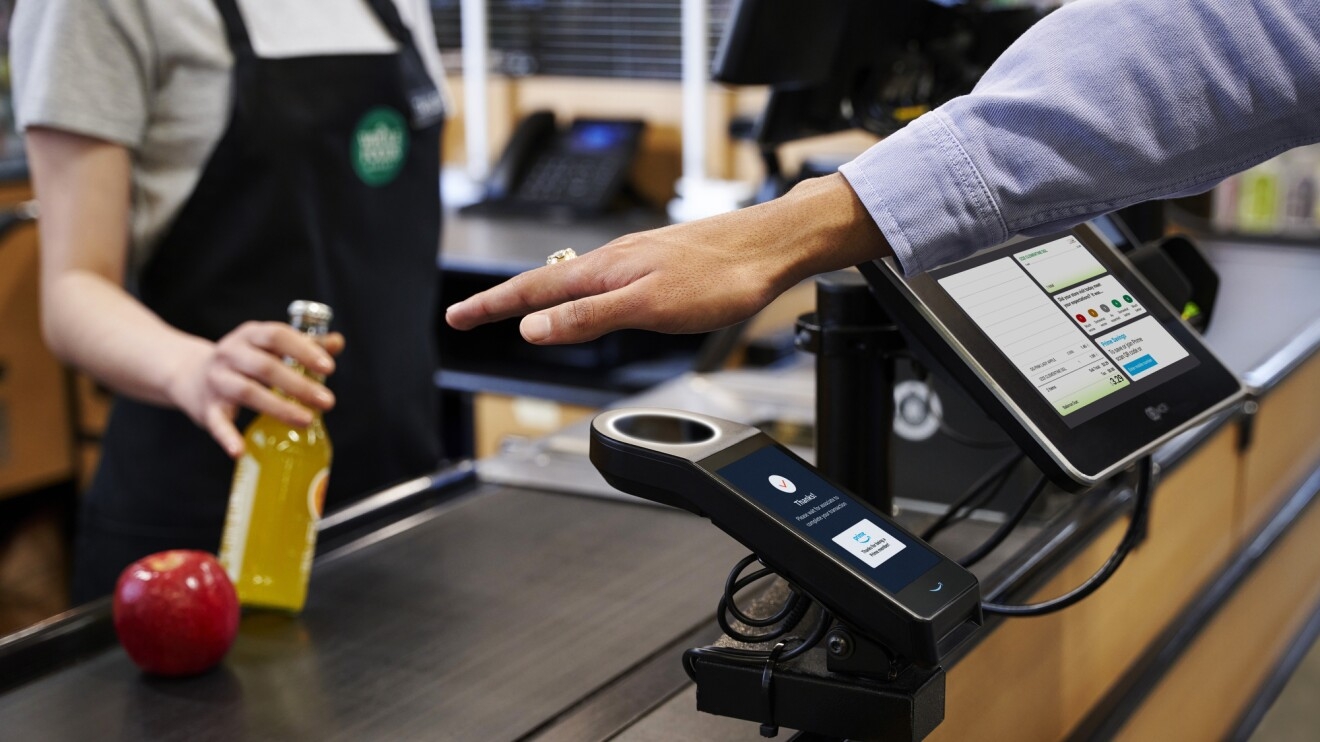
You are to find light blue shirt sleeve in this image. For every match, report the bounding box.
[839,0,1320,274]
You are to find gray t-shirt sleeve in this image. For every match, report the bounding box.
[11,0,156,148]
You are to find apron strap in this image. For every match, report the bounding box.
[362,0,421,52]
[213,0,420,60]
[211,0,256,60]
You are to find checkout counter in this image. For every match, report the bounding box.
[1,208,1319,741]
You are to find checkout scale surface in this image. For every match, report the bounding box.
[0,485,748,740]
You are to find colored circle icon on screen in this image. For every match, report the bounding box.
[1123,295,1134,303]
[1112,299,1122,308]
[1076,314,1087,322]
[1100,304,1110,313]
[769,475,796,494]
[1088,309,1099,318]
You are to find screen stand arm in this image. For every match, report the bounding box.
[795,271,906,515]
[754,144,789,204]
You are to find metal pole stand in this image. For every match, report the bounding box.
[794,269,907,515]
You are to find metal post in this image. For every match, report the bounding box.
[796,271,901,514]
[460,0,490,182]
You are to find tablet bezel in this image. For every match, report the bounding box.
[863,223,1244,489]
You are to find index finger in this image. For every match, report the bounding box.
[445,261,587,330]
[244,323,336,375]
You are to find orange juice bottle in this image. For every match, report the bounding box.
[219,300,334,613]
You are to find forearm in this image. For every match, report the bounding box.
[43,269,210,408]
[842,0,1320,273]
[28,127,206,409]
[759,173,894,290]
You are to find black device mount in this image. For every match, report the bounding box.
[684,641,947,742]
[689,271,946,742]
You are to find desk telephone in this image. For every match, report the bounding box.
[465,111,645,216]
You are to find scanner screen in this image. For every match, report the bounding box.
[717,445,939,593]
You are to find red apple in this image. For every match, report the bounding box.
[113,550,240,677]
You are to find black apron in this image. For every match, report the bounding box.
[73,0,444,601]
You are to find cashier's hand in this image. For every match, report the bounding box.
[169,322,346,458]
[445,174,892,344]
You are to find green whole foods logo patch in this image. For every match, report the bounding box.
[351,107,409,187]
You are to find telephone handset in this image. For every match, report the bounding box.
[465,110,645,216]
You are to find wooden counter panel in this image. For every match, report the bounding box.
[1115,481,1320,741]
[1057,427,1238,725]
[1241,353,1320,538]
[0,221,74,497]
[929,598,1069,741]
[931,427,1239,741]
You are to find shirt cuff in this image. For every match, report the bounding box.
[839,111,1008,275]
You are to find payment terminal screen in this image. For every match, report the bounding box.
[936,235,1196,425]
[717,446,939,593]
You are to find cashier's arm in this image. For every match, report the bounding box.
[27,128,342,457]
[445,174,892,344]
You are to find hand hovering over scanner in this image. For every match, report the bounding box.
[445,174,892,344]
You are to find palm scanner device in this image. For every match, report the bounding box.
[591,409,982,667]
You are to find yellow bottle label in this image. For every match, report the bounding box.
[299,467,329,581]
[219,454,261,583]
[308,468,329,519]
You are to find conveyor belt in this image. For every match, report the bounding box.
[0,484,747,741]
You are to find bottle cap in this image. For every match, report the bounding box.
[288,300,334,333]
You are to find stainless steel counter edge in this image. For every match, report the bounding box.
[1243,315,1320,394]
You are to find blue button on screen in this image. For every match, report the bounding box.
[1123,354,1157,375]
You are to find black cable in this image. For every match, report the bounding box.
[776,606,832,661]
[938,458,1021,536]
[718,589,813,644]
[921,452,1025,542]
[684,554,837,682]
[958,473,1050,568]
[983,457,1154,617]
[722,555,799,628]
[683,606,835,681]
[938,421,1017,450]
[717,554,813,644]
[922,458,1019,543]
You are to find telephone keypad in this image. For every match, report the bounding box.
[517,153,628,207]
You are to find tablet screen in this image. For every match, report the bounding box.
[933,233,1198,427]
